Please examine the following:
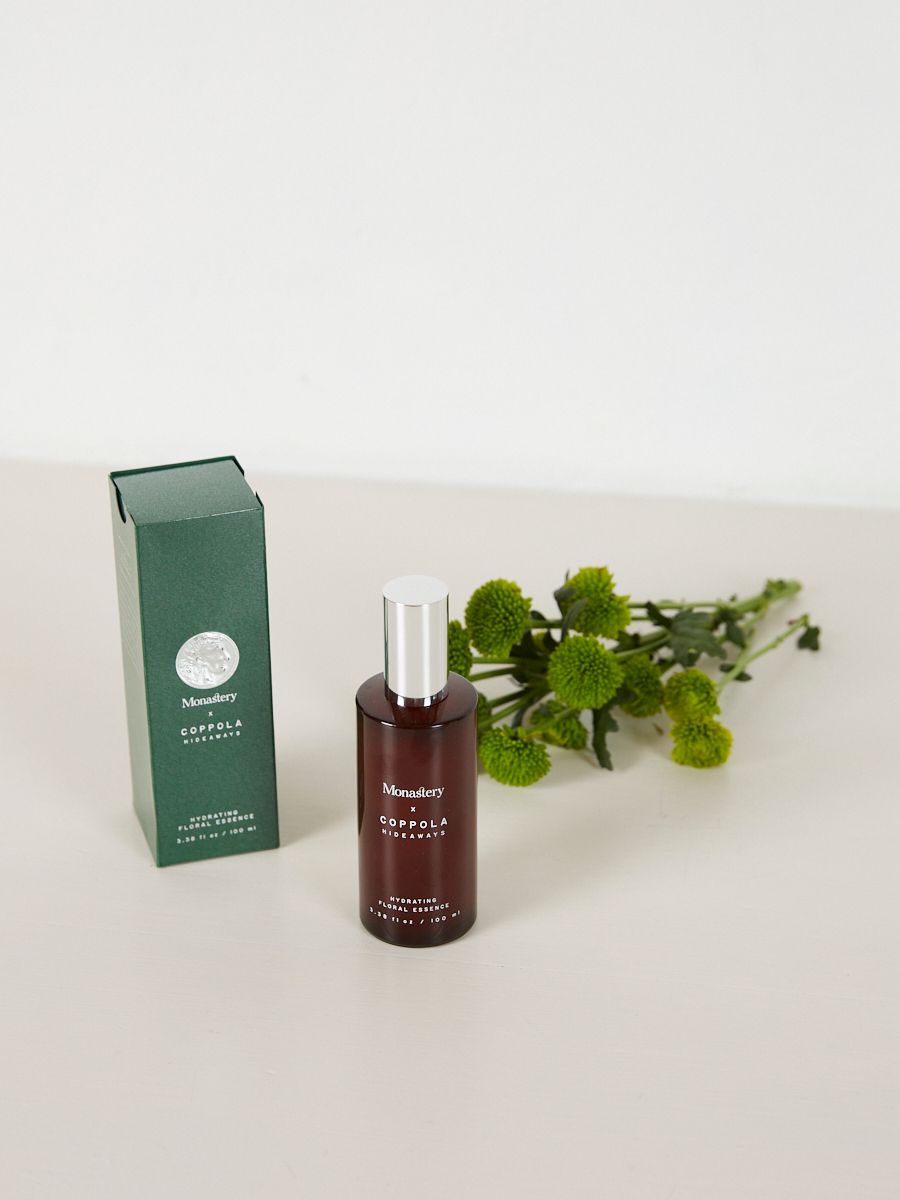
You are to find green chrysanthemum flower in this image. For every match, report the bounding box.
[479,726,551,787]
[620,653,664,718]
[560,567,632,638]
[671,717,733,768]
[464,579,532,657]
[546,635,624,710]
[448,619,473,677]
[663,668,720,721]
[528,701,588,750]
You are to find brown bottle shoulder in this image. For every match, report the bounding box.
[356,672,477,729]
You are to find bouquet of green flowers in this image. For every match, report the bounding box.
[450,570,820,786]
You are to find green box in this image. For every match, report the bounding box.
[109,456,279,866]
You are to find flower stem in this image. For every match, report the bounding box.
[487,689,529,709]
[718,615,810,692]
[614,631,668,660]
[471,657,548,666]
[488,698,532,724]
[628,580,801,620]
[628,600,720,610]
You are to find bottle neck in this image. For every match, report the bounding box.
[384,678,450,708]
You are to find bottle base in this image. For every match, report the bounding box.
[359,911,476,948]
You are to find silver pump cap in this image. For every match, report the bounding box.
[383,575,449,703]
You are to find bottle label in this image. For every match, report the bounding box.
[366,893,464,930]
[362,777,471,934]
[378,781,449,838]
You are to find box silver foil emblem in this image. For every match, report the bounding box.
[175,631,240,689]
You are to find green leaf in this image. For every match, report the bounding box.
[645,601,672,629]
[554,584,575,614]
[560,597,588,637]
[797,624,821,651]
[536,629,557,653]
[718,663,752,681]
[508,629,550,685]
[669,610,726,665]
[590,702,619,771]
[509,630,543,660]
[724,619,746,648]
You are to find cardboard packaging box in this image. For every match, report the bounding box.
[109,457,279,866]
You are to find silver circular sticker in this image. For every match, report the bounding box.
[175,631,240,689]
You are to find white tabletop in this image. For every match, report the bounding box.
[1,461,898,1199]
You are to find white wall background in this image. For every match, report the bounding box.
[1,1,898,507]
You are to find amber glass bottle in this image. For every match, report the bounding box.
[356,577,478,947]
